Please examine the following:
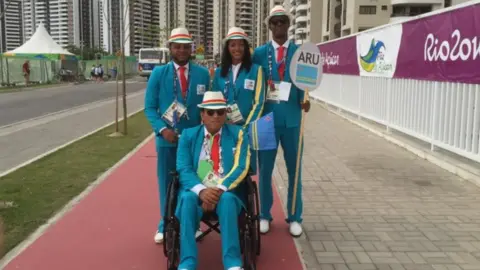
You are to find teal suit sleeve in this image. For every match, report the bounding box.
[243,66,265,128]
[144,67,167,134]
[218,129,251,190]
[176,130,203,190]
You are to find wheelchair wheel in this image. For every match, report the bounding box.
[242,179,261,269]
[164,220,180,270]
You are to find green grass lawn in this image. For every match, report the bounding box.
[0,111,152,257]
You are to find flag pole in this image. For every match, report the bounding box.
[291,89,308,216]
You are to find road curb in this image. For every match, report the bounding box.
[0,107,145,178]
[0,133,154,268]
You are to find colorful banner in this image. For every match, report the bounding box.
[356,24,402,78]
[318,36,359,75]
[394,4,480,84]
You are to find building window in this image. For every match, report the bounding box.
[359,5,377,14]
[381,5,388,10]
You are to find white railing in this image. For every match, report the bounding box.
[311,75,480,163]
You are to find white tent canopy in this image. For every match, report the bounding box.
[4,23,74,56]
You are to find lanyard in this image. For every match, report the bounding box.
[171,62,190,130]
[223,66,239,104]
[267,41,288,87]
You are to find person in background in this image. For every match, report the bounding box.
[22,60,30,86]
[144,27,210,244]
[252,5,311,237]
[90,64,96,81]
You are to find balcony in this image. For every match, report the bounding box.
[297,4,308,11]
[295,27,307,34]
[389,16,411,23]
[391,0,442,5]
[296,15,307,23]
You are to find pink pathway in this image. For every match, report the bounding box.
[4,139,304,270]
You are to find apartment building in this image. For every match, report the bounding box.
[0,0,23,52]
[322,0,391,41]
[287,0,323,44]
[390,0,470,22]
[160,0,215,58]
[23,0,76,48]
[91,0,104,48]
[102,0,159,56]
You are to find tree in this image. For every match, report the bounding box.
[64,45,108,60]
[103,0,135,136]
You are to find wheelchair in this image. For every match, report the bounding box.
[163,171,261,270]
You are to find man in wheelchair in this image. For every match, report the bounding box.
[172,91,254,270]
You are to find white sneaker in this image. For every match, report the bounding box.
[289,222,303,237]
[154,231,164,244]
[227,267,243,270]
[259,219,270,234]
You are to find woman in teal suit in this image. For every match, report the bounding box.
[212,27,265,130]
[212,27,265,173]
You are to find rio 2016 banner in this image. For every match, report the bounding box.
[317,3,480,84]
[318,36,359,76]
[394,3,480,84]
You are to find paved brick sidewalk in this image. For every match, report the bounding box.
[273,104,480,270]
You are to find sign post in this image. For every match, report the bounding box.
[288,42,323,215]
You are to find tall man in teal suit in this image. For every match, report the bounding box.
[176,91,250,270]
[144,27,210,244]
[252,5,311,237]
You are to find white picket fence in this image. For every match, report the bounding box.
[311,74,480,163]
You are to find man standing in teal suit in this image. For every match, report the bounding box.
[144,27,210,244]
[176,91,250,270]
[252,5,311,237]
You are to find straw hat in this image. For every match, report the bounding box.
[223,27,249,44]
[265,5,293,25]
[197,91,227,109]
[167,27,193,44]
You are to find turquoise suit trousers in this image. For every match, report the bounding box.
[157,146,177,233]
[176,191,243,270]
[258,126,304,223]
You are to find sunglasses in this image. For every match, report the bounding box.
[205,109,226,116]
[270,18,288,26]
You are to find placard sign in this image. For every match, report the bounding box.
[289,42,323,91]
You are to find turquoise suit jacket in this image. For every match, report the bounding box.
[176,124,251,201]
[144,61,210,148]
[252,41,306,128]
[211,64,265,128]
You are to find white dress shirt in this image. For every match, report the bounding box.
[271,40,290,62]
[231,63,241,83]
[173,62,189,79]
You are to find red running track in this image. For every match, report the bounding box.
[3,139,304,270]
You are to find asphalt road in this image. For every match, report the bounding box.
[0,80,147,127]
